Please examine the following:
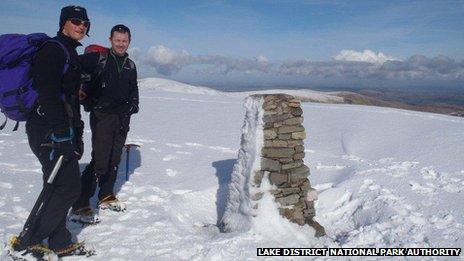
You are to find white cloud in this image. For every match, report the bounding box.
[333,49,398,64]
[256,55,269,64]
[145,45,191,75]
[137,45,464,86]
[142,45,271,75]
[148,45,190,65]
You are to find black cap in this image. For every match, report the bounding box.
[60,5,90,36]
[110,24,131,40]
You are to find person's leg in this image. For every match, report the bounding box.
[98,115,129,199]
[31,158,81,250]
[24,119,81,250]
[93,112,118,178]
[73,112,98,210]
[72,161,96,210]
[47,216,71,250]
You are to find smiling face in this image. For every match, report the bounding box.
[62,19,88,41]
[110,31,130,56]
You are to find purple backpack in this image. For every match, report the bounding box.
[0,33,69,130]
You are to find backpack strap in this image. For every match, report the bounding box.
[13,121,19,131]
[40,40,74,128]
[96,52,108,77]
[0,116,19,131]
[0,116,7,130]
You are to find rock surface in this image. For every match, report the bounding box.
[251,94,325,237]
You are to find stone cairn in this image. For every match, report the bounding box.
[254,94,326,237]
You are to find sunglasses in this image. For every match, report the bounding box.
[70,18,90,28]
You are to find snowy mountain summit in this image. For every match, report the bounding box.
[139,77,344,103]
[0,77,463,259]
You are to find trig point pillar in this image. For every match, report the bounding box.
[221,94,325,237]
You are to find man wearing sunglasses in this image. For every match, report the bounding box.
[71,24,139,223]
[12,5,90,257]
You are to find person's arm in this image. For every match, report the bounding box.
[32,43,69,132]
[129,62,139,114]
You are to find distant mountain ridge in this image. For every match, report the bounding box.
[139,77,464,117]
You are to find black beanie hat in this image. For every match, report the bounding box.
[60,5,90,36]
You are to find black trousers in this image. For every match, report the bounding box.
[25,115,81,250]
[73,111,129,209]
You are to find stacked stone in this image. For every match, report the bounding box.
[253,94,325,237]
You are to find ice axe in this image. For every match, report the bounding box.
[123,144,140,181]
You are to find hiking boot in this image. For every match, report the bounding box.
[99,195,126,212]
[69,206,101,225]
[26,243,56,259]
[9,235,22,251]
[54,242,95,258]
[9,234,38,252]
[7,236,57,260]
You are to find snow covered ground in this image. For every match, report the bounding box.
[0,77,463,260]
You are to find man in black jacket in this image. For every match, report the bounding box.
[12,6,89,257]
[71,24,138,222]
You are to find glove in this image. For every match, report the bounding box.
[49,140,76,162]
[46,128,77,161]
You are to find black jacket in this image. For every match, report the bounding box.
[31,32,83,133]
[80,49,138,114]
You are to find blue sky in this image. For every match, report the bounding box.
[1,0,464,90]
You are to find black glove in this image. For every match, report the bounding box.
[46,128,78,161]
[49,140,77,161]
